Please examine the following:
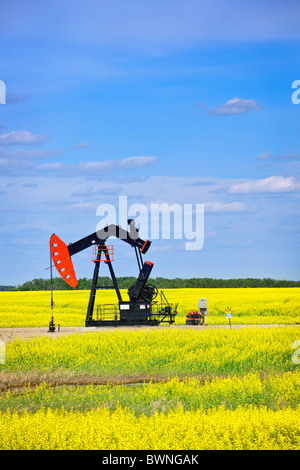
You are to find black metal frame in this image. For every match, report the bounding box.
[94,297,178,327]
[85,244,123,326]
[85,242,177,327]
[51,220,177,327]
[67,224,151,257]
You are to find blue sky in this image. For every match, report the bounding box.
[0,0,300,285]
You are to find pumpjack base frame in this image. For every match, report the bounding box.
[85,300,177,327]
[85,319,161,327]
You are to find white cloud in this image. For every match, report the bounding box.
[256,150,273,160]
[229,176,300,194]
[38,163,65,170]
[256,150,300,161]
[66,201,99,210]
[80,156,157,171]
[0,130,50,144]
[119,156,157,169]
[0,158,32,171]
[73,142,91,149]
[204,201,247,212]
[209,97,262,116]
[38,156,157,175]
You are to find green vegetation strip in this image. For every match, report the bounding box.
[1,371,299,416]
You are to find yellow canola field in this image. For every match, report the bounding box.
[0,287,299,327]
[0,292,300,450]
[0,404,299,450]
[3,325,300,381]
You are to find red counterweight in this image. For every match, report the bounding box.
[50,233,78,288]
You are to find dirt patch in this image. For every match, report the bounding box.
[0,324,295,343]
[0,369,217,392]
[0,370,153,391]
[0,325,167,342]
[0,326,85,342]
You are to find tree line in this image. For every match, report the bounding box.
[8,276,300,291]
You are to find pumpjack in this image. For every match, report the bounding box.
[50,219,177,326]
